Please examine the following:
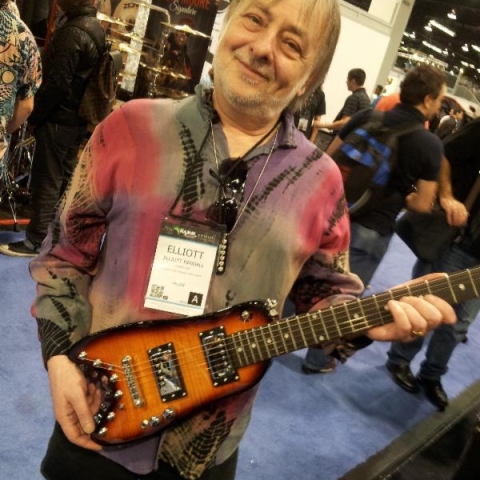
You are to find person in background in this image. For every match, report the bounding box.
[0,0,41,159]
[387,118,480,411]
[435,108,464,140]
[313,67,370,134]
[0,0,104,257]
[370,83,384,108]
[302,65,446,374]
[294,87,326,143]
[27,1,456,479]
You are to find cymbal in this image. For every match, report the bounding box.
[118,43,145,56]
[160,22,210,39]
[134,1,170,14]
[139,62,191,80]
[153,86,190,100]
[97,12,131,27]
[109,30,153,44]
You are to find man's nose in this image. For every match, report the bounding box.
[248,31,275,62]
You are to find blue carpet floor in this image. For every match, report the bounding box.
[1,230,479,479]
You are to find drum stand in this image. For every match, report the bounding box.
[0,123,36,231]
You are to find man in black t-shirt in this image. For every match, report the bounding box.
[315,68,370,134]
[302,65,446,376]
[332,65,445,286]
[387,118,480,411]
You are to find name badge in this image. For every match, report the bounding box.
[144,219,222,316]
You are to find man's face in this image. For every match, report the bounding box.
[346,77,356,92]
[426,84,446,119]
[213,0,319,119]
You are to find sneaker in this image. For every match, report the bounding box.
[301,356,337,374]
[0,239,39,257]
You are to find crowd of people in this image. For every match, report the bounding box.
[0,1,479,479]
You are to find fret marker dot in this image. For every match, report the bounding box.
[284,334,290,339]
[318,335,325,341]
[267,338,272,344]
[459,284,466,291]
[251,343,257,349]
[237,348,243,353]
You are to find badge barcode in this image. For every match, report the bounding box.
[150,285,165,298]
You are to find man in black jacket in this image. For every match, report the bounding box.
[0,0,105,257]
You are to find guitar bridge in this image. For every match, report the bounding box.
[199,326,238,386]
[149,343,186,402]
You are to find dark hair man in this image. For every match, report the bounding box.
[303,65,447,374]
[314,67,371,134]
[0,0,105,257]
[26,1,455,479]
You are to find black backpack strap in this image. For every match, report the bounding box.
[366,108,424,137]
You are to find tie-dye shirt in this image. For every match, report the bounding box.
[30,85,363,479]
[0,5,41,151]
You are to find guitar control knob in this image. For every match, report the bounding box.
[110,374,119,383]
[150,416,161,426]
[107,412,116,421]
[141,420,149,429]
[114,390,123,399]
[98,427,108,436]
[163,408,175,420]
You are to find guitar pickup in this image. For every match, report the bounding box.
[199,326,238,386]
[149,343,186,402]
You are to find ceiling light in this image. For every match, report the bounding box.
[473,45,480,53]
[447,10,456,20]
[462,44,470,52]
[422,40,444,55]
[430,20,456,37]
[424,24,432,32]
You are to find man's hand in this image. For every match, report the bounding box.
[366,273,456,342]
[47,355,103,451]
[440,196,468,228]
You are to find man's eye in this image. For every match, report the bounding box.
[286,41,300,53]
[246,14,262,26]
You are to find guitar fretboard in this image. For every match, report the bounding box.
[228,266,480,368]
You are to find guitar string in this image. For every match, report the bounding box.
[76,270,480,388]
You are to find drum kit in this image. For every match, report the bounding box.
[97,2,211,100]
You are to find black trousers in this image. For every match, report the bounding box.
[27,122,87,247]
[41,423,238,480]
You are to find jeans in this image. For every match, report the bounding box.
[349,222,393,286]
[303,346,332,370]
[41,423,238,480]
[26,122,87,247]
[387,243,480,380]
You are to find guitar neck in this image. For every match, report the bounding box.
[229,266,480,368]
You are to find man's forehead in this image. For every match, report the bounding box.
[234,0,323,39]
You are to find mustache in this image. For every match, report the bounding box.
[232,50,273,81]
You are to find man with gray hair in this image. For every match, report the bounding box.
[27,1,455,479]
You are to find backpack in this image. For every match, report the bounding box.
[67,18,122,126]
[330,110,424,217]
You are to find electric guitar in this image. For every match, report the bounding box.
[69,266,480,445]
